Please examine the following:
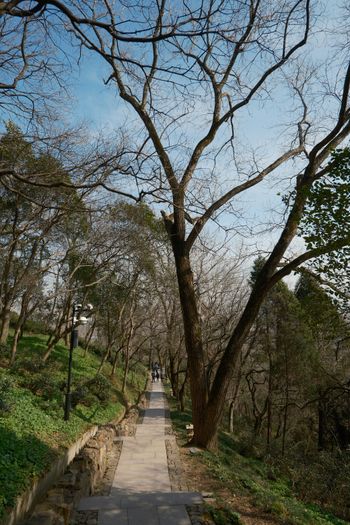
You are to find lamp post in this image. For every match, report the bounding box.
[64,303,93,421]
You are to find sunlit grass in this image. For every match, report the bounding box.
[0,332,147,519]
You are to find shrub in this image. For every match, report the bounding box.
[12,358,60,400]
[70,385,95,408]
[12,356,46,374]
[70,376,112,408]
[0,375,15,414]
[84,375,111,403]
[207,504,242,525]
[9,311,19,328]
[85,342,105,357]
[26,372,59,400]
[270,450,350,521]
[0,343,10,359]
[23,318,51,335]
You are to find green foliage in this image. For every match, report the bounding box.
[274,450,350,522]
[295,274,347,340]
[84,374,112,402]
[249,255,266,287]
[70,375,112,408]
[22,317,51,335]
[0,375,15,414]
[107,201,167,278]
[169,397,349,525]
[300,148,350,252]
[70,385,95,408]
[299,148,350,303]
[0,122,34,169]
[0,332,147,520]
[206,504,242,524]
[0,343,10,358]
[12,355,46,374]
[202,433,348,525]
[0,425,54,513]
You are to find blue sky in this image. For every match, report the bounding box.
[63,2,347,274]
[2,1,347,286]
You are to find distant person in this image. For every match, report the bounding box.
[151,370,156,383]
[156,369,160,381]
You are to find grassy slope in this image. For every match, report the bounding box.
[169,401,349,525]
[0,333,146,520]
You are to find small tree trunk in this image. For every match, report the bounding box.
[229,400,235,433]
[318,397,326,450]
[111,347,122,376]
[281,382,289,455]
[98,345,112,374]
[122,351,130,393]
[0,308,11,344]
[83,320,95,357]
[43,334,61,362]
[178,367,188,412]
[43,323,68,362]
[9,326,21,366]
[168,355,179,398]
[266,354,273,451]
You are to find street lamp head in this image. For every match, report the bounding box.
[86,303,94,311]
[79,316,89,325]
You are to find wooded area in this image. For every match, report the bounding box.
[1,0,350,518]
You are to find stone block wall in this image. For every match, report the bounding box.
[21,424,118,525]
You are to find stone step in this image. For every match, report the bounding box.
[78,491,203,510]
[99,505,192,525]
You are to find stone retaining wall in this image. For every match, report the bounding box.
[2,425,100,525]
[20,423,119,525]
[3,383,147,525]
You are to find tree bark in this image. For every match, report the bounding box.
[229,401,235,434]
[0,308,11,345]
[193,281,269,449]
[172,242,209,444]
[318,396,326,450]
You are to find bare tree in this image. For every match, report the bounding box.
[3,1,350,449]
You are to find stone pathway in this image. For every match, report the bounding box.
[77,381,202,524]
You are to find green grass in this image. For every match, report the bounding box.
[168,401,349,525]
[0,333,147,519]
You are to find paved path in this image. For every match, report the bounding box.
[77,381,202,524]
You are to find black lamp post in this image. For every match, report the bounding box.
[64,303,93,421]
[64,303,79,421]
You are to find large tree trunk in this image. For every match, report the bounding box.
[196,304,265,448]
[172,245,209,443]
[169,203,273,449]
